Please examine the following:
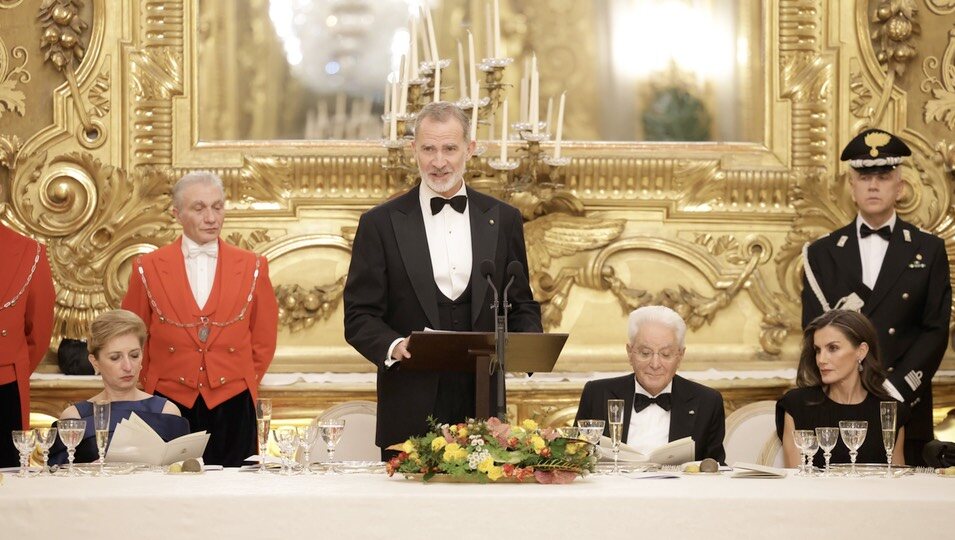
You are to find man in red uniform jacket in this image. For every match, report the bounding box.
[123,172,278,466]
[0,224,55,467]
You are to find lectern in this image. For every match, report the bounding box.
[403,331,568,420]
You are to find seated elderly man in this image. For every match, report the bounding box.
[574,305,726,462]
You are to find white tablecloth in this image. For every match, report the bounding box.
[2,469,953,539]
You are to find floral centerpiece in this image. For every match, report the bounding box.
[386,417,595,483]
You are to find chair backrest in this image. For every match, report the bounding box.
[724,400,784,467]
[309,400,379,462]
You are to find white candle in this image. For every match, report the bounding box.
[530,54,539,134]
[417,13,431,64]
[384,81,391,120]
[389,81,398,141]
[546,96,553,133]
[519,76,527,123]
[493,0,501,58]
[424,6,439,64]
[410,18,420,79]
[399,52,409,115]
[554,92,565,159]
[499,98,508,161]
[433,61,441,102]
[468,31,479,141]
[485,0,494,58]
[457,41,467,101]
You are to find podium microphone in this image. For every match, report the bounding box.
[480,260,499,313]
[923,440,955,468]
[480,259,508,421]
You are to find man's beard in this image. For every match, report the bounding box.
[420,166,465,194]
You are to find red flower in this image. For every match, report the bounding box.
[540,447,552,458]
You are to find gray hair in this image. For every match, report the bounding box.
[172,171,225,210]
[628,305,687,347]
[413,101,471,142]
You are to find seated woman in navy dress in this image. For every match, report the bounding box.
[776,309,908,468]
[49,309,190,465]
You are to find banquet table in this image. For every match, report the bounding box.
[2,469,954,539]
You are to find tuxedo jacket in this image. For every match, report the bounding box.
[344,185,542,449]
[0,225,55,427]
[802,218,951,441]
[122,237,279,409]
[574,373,726,463]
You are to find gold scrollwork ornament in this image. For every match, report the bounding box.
[0,37,30,118]
[275,278,347,333]
[921,29,955,130]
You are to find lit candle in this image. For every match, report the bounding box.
[493,0,501,58]
[410,18,420,79]
[399,52,409,115]
[468,30,479,141]
[485,0,493,59]
[433,61,441,102]
[530,54,539,134]
[554,92,565,159]
[546,96,553,134]
[457,40,467,101]
[389,81,399,141]
[424,5,439,65]
[499,98,508,161]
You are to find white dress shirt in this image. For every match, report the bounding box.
[856,212,896,290]
[626,379,672,455]
[181,235,219,310]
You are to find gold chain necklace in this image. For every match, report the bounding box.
[135,255,261,342]
[1,241,41,311]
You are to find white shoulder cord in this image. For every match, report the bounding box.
[802,242,831,311]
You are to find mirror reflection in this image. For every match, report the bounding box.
[197,0,764,143]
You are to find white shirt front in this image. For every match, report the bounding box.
[418,181,472,301]
[181,235,219,310]
[626,379,672,455]
[856,212,896,290]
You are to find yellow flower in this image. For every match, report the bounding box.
[530,434,546,453]
[401,440,415,454]
[566,442,580,455]
[431,437,447,451]
[522,419,538,431]
[458,427,468,438]
[408,452,420,463]
[442,442,467,462]
[477,456,495,473]
[486,465,504,481]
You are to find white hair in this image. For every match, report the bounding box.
[628,305,687,347]
[172,171,225,210]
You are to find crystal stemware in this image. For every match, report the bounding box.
[255,398,272,474]
[272,426,299,475]
[318,418,346,471]
[57,419,87,476]
[607,399,625,474]
[880,401,898,478]
[11,429,37,477]
[296,423,318,474]
[803,433,819,476]
[838,420,868,477]
[92,401,110,476]
[815,427,840,476]
[35,427,57,474]
[792,429,812,475]
[576,419,605,462]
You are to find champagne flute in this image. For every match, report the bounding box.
[11,429,37,477]
[607,399,625,474]
[318,418,346,471]
[255,398,272,474]
[57,419,87,476]
[880,401,898,478]
[296,423,318,474]
[35,427,57,474]
[815,427,839,476]
[838,420,868,477]
[92,401,110,476]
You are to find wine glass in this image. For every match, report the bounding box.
[11,429,37,477]
[35,427,57,474]
[576,419,605,463]
[815,427,839,476]
[57,419,87,476]
[255,398,272,474]
[92,401,110,476]
[296,423,318,474]
[556,426,579,439]
[880,401,898,478]
[318,418,346,471]
[792,429,811,475]
[838,420,868,477]
[272,426,299,475]
[607,399,625,474]
[803,433,819,476]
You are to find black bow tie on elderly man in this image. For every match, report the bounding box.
[633,393,672,413]
[860,223,892,241]
[430,195,468,215]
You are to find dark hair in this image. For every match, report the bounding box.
[797,309,889,399]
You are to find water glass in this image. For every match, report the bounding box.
[57,419,87,476]
[815,427,839,476]
[880,401,898,477]
[11,429,37,477]
[838,420,868,477]
[607,399,625,474]
[255,398,272,474]
[576,419,605,461]
[92,401,110,476]
[318,418,346,470]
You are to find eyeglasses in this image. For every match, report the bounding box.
[629,347,680,363]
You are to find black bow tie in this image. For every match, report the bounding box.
[633,393,672,413]
[430,195,468,215]
[860,223,892,241]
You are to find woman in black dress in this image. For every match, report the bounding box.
[776,309,906,468]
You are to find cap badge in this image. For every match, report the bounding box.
[864,131,891,157]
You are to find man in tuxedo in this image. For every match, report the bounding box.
[123,172,278,466]
[0,224,55,467]
[344,101,542,458]
[802,129,951,465]
[574,305,726,463]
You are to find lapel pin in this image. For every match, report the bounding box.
[916,253,923,260]
[688,410,695,415]
[903,229,911,242]
[489,219,495,225]
[837,235,847,247]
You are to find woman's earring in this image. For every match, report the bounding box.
[857,360,864,372]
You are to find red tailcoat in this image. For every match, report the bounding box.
[122,237,278,408]
[0,225,55,427]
